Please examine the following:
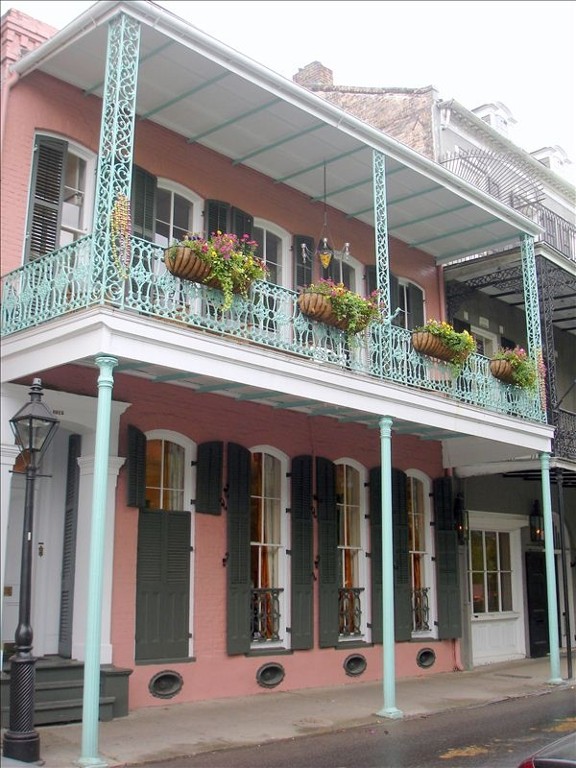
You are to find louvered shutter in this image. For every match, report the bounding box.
[392,468,411,641]
[293,235,314,290]
[26,136,67,260]
[196,441,223,515]
[127,425,146,508]
[407,283,424,329]
[205,200,230,236]
[290,455,314,650]
[433,477,462,639]
[135,509,191,661]
[58,434,81,657]
[131,166,157,240]
[317,457,339,648]
[369,466,383,644]
[226,442,252,655]
[231,207,254,239]
[369,467,411,642]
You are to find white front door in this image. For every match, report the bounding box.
[468,512,527,665]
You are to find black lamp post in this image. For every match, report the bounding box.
[3,378,59,764]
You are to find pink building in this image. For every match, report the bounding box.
[1,2,560,752]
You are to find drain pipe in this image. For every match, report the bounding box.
[1,70,20,154]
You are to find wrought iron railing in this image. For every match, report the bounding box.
[251,587,283,643]
[520,203,576,263]
[0,236,544,423]
[554,409,576,460]
[412,587,430,632]
[339,587,364,637]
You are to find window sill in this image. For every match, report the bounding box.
[471,611,520,622]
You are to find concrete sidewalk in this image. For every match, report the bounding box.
[1,656,573,768]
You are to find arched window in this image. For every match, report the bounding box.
[406,471,437,637]
[252,220,290,287]
[250,447,289,645]
[335,460,369,639]
[135,430,195,662]
[154,181,203,247]
[26,134,96,261]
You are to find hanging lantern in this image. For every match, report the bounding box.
[530,500,544,543]
[317,237,333,269]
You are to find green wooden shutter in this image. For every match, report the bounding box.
[131,166,157,240]
[293,235,314,290]
[392,468,412,641]
[58,433,81,658]
[407,283,424,329]
[127,425,147,508]
[196,441,223,515]
[226,442,252,655]
[135,509,191,661]
[369,466,383,644]
[205,200,230,236]
[316,457,339,648]
[369,467,411,642]
[433,477,462,639]
[26,136,67,260]
[231,207,254,239]
[290,455,314,650]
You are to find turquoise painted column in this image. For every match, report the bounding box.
[78,356,118,768]
[377,416,403,718]
[540,453,562,683]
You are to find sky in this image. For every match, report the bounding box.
[3,0,575,183]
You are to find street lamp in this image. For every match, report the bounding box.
[3,378,59,764]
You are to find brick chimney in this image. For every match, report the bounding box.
[293,61,334,87]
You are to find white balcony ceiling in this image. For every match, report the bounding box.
[12,0,542,265]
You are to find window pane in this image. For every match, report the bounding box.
[472,572,485,613]
[470,530,484,570]
[146,440,162,487]
[500,572,512,611]
[263,499,280,544]
[485,532,498,571]
[487,572,499,612]
[251,452,263,496]
[499,532,511,570]
[173,193,192,235]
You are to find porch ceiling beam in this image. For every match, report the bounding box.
[310,176,372,202]
[391,203,473,230]
[153,372,201,382]
[139,72,229,120]
[235,390,283,401]
[410,219,503,247]
[232,124,324,165]
[193,381,243,393]
[274,147,365,183]
[187,98,281,143]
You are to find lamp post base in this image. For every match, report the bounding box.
[3,653,40,764]
[2,729,41,764]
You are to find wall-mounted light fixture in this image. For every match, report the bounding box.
[454,493,469,544]
[530,499,545,543]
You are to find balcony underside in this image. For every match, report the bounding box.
[1,237,551,458]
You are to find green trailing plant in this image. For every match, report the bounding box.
[166,231,268,310]
[300,278,382,336]
[491,346,538,390]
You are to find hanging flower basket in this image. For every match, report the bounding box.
[164,246,212,282]
[298,292,349,331]
[411,331,454,363]
[489,358,516,384]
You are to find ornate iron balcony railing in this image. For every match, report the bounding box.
[339,587,364,637]
[251,588,283,643]
[554,409,576,460]
[0,236,544,423]
[412,587,430,632]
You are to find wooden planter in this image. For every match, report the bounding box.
[489,358,516,384]
[411,331,454,363]
[298,293,349,331]
[164,246,212,282]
